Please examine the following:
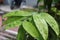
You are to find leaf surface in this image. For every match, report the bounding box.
[23,21,41,39]
[17,26,26,40]
[3,10,32,18]
[33,14,48,40]
[40,13,59,36]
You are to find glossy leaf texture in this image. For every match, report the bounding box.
[40,12,59,36]
[3,10,32,18]
[33,14,48,40]
[22,21,42,40]
[17,26,26,40]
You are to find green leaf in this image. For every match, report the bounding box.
[3,10,32,18]
[51,7,57,13]
[53,0,59,3]
[17,26,26,40]
[40,13,59,36]
[38,0,43,2]
[23,21,41,39]
[5,20,21,30]
[3,17,22,25]
[33,14,48,40]
[57,11,60,15]
[3,17,22,29]
[38,0,41,3]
